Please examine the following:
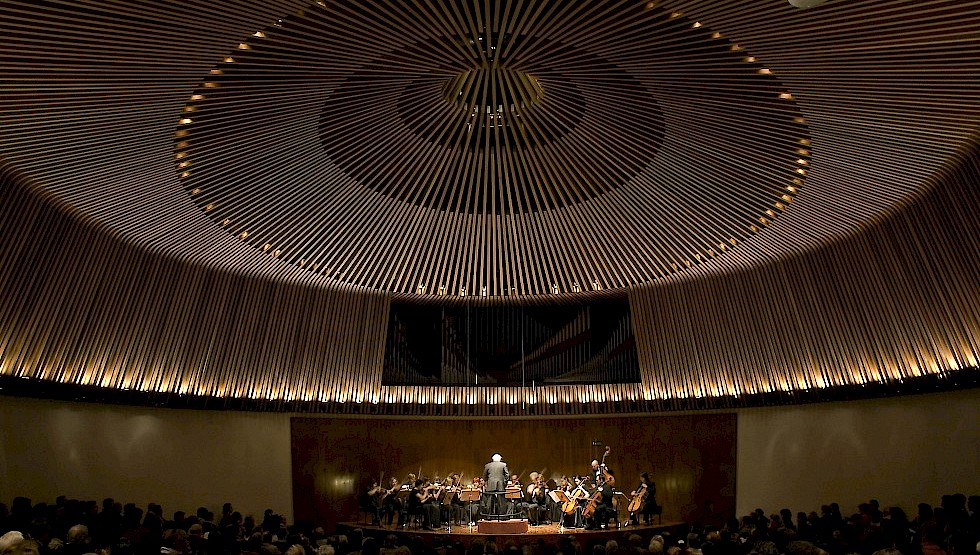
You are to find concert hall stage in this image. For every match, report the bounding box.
[339,520,685,547]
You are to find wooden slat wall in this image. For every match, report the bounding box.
[2,141,978,413]
[630,140,980,400]
[0,1,979,414]
[0,166,389,403]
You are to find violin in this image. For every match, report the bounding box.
[385,477,412,504]
[527,476,547,500]
[425,480,445,496]
[419,480,442,503]
[529,478,546,495]
[367,481,386,508]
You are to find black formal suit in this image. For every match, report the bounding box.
[484,460,509,492]
[483,459,510,517]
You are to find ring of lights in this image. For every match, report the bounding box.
[177,1,809,297]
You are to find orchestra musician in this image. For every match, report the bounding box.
[584,469,615,530]
[567,476,590,528]
[552,475,573,525]
[365,480,384,525]
[525,473,549,526]
[524,471,539,508]
[443,473,465,525]
[464,476,483,525]
[630,472,658,525]
[381,477,403,526]
[590,459,603,486]
[506,473,523,516]
[410,478,441,530]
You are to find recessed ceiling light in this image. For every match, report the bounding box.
[788,0,829,8]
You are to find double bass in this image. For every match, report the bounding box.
[599,446,615,486]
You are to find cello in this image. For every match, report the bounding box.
[582,447,613,519]
[562,476,589,515]
[581,487,602,519]
[628,486,647,513]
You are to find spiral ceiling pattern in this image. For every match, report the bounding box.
[174,1,808,295]
[1,0,979,413]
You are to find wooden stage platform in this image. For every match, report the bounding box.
[338,519,685,547]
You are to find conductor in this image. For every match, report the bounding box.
[483,453,509,518]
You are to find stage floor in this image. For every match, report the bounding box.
[339,519,683,544]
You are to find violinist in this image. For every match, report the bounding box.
[444,473,465,525]
[525,473,548,526]
[506,473,523,515]
[426,477,446,528]
[366,481,385,525]
[464,476,483,525]
[524,471,540,497]
[411,478,441,530]
[381,477,403,526]
[430,474,446,504]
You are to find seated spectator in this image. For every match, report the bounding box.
[1,537,40,555]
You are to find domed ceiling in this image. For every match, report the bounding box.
[0,0,978,412]
[2,0,978,301]
[175,1,808,297]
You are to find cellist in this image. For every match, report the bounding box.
[584,468,615,530]
[554,475,578,527]
[629,472,657,525]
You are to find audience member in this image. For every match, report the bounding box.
[0,493,976,555]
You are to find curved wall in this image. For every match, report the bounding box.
[630,140,980,399]
[2,139,979,413]
[735,388,980,517]
[0,164,390,405]
[1,389,977,529]
[0,397,293,522]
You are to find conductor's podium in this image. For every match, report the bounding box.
[477,519,529,534]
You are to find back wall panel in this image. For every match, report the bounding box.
[291,414,736,530]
